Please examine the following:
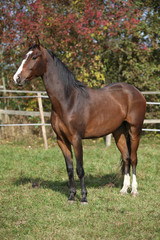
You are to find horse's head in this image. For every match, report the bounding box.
[13,37,46,86]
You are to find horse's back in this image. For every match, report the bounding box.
[104,82,142,98]
[88,82,145,109]
[84,83,146,138]
[103,82,146,110]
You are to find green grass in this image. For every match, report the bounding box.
[0,136,160,240]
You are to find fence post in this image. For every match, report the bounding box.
[106,134,111,147]
[37,93,48,149]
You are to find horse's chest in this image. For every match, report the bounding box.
[51,113,72,142]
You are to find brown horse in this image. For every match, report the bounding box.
[13,38,146,203]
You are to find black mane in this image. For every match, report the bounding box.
[47,50,88,97]
[28,44,39,51]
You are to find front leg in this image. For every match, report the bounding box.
[57,137,76,202]
[72,135,87,204]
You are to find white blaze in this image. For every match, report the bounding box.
[13,51,33,83]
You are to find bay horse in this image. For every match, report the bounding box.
[13,37,146,203]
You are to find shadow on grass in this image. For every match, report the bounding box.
[13,173,123,198]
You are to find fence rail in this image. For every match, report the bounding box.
[0,109,160,124]
[0,89,47,94]
[0,109,50,117]
[0,89,160,148]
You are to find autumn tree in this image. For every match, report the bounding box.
[0,0,159,92]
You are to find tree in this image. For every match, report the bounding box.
[0,0,159,92]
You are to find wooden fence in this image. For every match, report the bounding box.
[0,89,160,149]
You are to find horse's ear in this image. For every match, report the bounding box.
[26,37,32,48]
[35,35,41,49]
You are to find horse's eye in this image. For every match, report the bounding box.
[32,56,38,60]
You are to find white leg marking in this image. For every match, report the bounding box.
[120,173,130,194]
[131,174,138,196]
[13,51,33,83]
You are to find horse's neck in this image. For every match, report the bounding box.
[42,51,67,114]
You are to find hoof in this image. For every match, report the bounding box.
[120,190,128,195]
[131,192,138,197]
[80,201,88,205]
[68,200,75,204]
[80,198,88,205]
[68,193,76,203]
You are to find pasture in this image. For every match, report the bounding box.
[0,135,160,240]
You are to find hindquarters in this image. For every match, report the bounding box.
[113,86,146,196]
[125,84,146,131]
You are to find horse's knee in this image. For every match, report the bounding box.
[76,166,84,179]
[67,167,74,179]
[131,158,137,166]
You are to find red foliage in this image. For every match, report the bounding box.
[0,0,145,85]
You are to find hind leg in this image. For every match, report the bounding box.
[113,124,131,194]
[129,126,141,197]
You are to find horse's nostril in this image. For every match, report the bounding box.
[17,75,21,83]
[13,74,22,85]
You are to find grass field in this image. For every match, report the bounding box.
[0,136,160,240]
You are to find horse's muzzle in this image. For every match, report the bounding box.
[13,75,24,86]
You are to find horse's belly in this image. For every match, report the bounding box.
[84,117,124,139]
